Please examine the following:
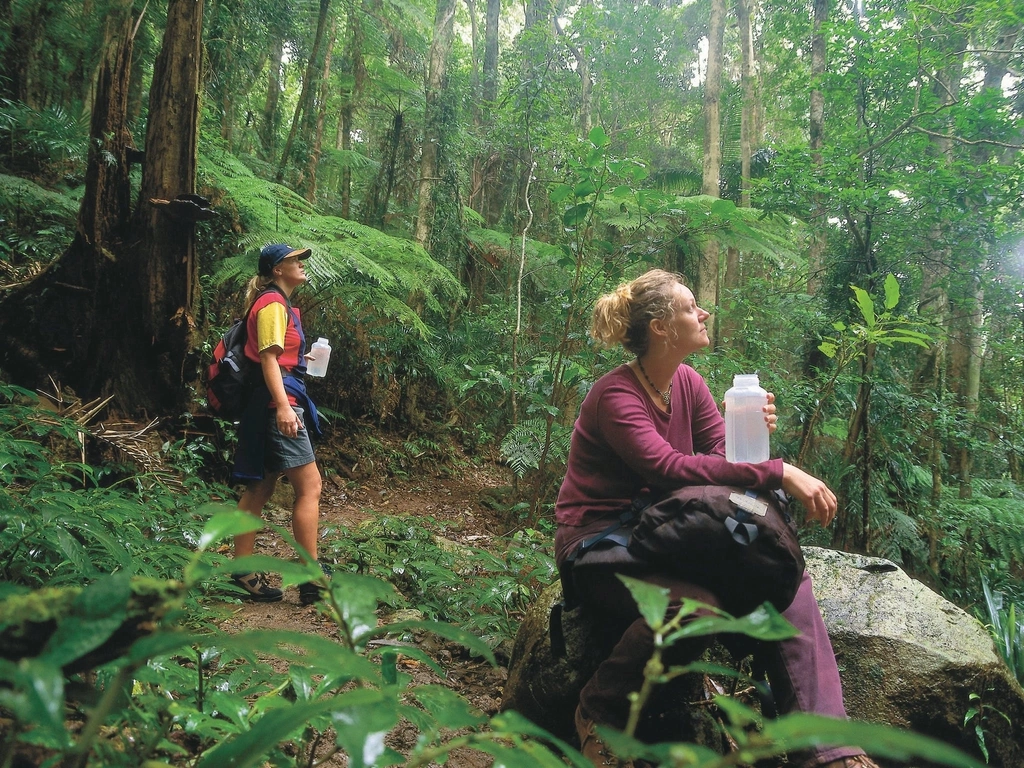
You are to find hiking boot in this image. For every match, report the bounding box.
[575,705,631,768]
[299,562,332,606]
[230,572,283,603]
[820,757,880,768]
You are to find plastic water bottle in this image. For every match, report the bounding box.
[306,337,332,377]
[724,374,770,463]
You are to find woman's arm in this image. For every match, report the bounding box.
[260,347,300,437]
[597,380,783,490]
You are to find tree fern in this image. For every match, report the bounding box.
[200,149,462,332]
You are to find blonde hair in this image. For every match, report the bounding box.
[244,274,276,310]
[591,269,686,356]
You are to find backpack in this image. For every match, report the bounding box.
[206,286,295,421]
[206,315,256,421]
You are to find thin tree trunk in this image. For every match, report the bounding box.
[807,0,827,295]
[305,19,337,204]
[277,0,332,182]
[698,0,725,344]
[414,0,457,247]
[260,36,284,161]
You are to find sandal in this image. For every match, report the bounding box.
[230,572,284,602]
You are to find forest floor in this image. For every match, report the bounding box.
[217,448,527,767]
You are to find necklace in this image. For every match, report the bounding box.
[636,357,672,406]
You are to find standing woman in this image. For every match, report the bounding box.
[230,244,328,606]
[557,269,877,768]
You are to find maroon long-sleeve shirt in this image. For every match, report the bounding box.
[554,364,783,564]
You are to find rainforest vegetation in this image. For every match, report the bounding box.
[0,0,1022,765]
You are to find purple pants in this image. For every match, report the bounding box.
[575,568,863,767]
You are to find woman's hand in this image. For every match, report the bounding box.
[276,407,302,438]
[764,392,778,434]
[781,462,837,526]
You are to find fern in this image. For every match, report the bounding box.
[500,418,572,478]
[200,149,463,332]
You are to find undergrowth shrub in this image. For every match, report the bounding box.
[321,515,556,648]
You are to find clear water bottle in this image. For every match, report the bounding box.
[724,373,769,463]
[306,337,332,377]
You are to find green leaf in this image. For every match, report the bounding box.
[618,575,669,632]
[851,285,876,327]
[329,689,400,768]
[588,125,610,147]
[760,712,986,767]
[562,202,592,227]
[0,658,69,746]
[41,572,131,667]
[197,507,263,551]
[666,604,798,645]
[411,684,486,729]
[818,341,838,358]
[194,698,342,768]
[549,184,573,204]
[365,619,496,665]
[573,179,597,198]
[883,273,900,310]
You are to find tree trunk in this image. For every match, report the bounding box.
[0,0,203,416]
[128,0,205,411]
[414,0,458,248]
[954,278,986,498]
[807,0,827,295]
[336,0,367,220]
[277,0,332,183]
[483,0,499,103]
[362,110,404,227]
[260,35,284,162]
[698,0,725,343]
[305,19,337,204]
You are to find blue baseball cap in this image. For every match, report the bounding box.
[258,243,311,276]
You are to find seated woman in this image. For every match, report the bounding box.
[555,269,877,768]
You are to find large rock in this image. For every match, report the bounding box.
[804,547,1023,766]
[502,547,1024,766]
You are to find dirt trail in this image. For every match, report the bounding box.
[222,460,520,767]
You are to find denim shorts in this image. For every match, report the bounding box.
[265,406,316,472]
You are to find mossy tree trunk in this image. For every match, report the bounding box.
[0,0,204,416]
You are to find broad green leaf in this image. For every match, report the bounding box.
[883,273,900,310]
[0,658,68,746]
[54,526,97,576]
[818,341,838,358]
[213,630,381,681]
[411,684,486,729]
[588,125,610,147]
[666,603,798,645]
[759,712,985,767]
[197,507,263,551]
[330,689,400,768]
[573,179,597,198]
[549,184,572,204]
[618,575,669,632]
[194,698,342,768]
[851,286,875,327]
[562,202,592,227]
[41,572,131,667]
